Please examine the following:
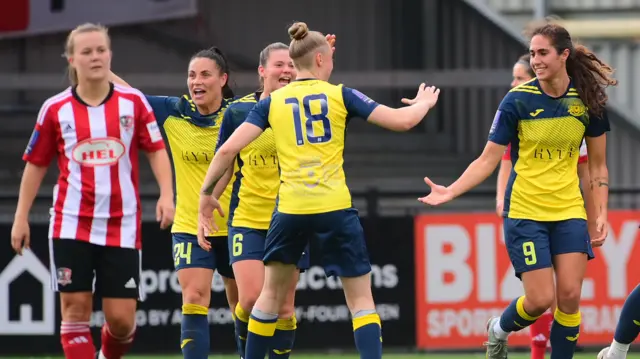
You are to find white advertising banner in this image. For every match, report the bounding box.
[0,0,198,39]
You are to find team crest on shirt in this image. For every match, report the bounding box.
[119,115,134,131]
[56,267,72,286]
[568,103,586,117]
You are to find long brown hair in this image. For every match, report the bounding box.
[65,23,110,86]
[528,23,617,116]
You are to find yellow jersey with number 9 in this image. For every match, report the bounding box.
[245,79,379,215]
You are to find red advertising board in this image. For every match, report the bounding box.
[415,211,640,349]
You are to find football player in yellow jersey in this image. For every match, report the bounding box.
[204,40,338,359]
[419,23,616,359]
[198,22,439,359]
[207,38,335,359]
[497,53,600,359]
[110,47,239,359]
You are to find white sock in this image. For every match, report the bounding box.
[99,349,108,359]
[492,317,509,340]
[607,340,630,359]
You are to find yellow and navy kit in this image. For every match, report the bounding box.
[146,95,236,236]
[245,79,379,215]
[216,93,278,230]
[488,79,610,221]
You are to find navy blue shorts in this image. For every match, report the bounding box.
[263,208,371,278]
[228,226,310,270]
[503,218,594,278]
[172,233,234,279]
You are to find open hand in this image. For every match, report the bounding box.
[418,177,455,206]
[402,83,440,109]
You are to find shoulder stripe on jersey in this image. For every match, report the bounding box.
[234,93,257,103]
[37,88,73,125]
[113,84,153,112]
[509,88,542,95]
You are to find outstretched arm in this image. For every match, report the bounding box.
[201,122,263,195]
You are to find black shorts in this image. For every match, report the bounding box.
[50,238,141,300]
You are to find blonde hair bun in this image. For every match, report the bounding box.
[288,22,309,41]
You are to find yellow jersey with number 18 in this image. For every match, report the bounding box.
[245,79,379,215]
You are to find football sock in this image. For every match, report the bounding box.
[352,310,382,359]
[181,303,209,359]
[269,315,297,359]
[549,308,580,359]
[99,323,135,359]
[530,312,553,359]
[234,303,250,358]
[605,284,640,358]
[497,296,540,336]
[60,321,96,359]
[245,309,277,359]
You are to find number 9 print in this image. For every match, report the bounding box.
[522,241,537,266]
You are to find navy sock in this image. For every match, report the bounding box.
[234,304,250,358]
[245,309,277,359]
[181,304,209,359]
[269,316,297,359]
[614,283,640,344]
[549,308,580,359]
[352,310,382,359]
[499,296,540,333]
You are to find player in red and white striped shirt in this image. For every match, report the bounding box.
[10,23,174,359]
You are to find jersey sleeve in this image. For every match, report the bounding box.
[488,94,519,146]
[578,139,588,163]
[215,108,238,152]
[145,95,179,126]
[23,102,58,167]
[585,108,611,138]
[502,143,512,161]
[342,86,380,120]
[137,96,165,152]
[245,97,271,130]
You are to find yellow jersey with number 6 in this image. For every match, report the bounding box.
[245,79,379,215]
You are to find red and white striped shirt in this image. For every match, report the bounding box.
[23,83,165,249]
[502,140,588,163]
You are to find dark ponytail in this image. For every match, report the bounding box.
[191,46,235,99]
[528,23,617,116]
[566,44,617,116]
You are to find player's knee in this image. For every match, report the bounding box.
[555,284,582,313]
[105,316,136,338]
[182,285,211,307]
[60,293,92,322]
[103,299,137,337]
[526,287,555,316]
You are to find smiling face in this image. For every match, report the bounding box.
[68,30,111,83]
[529,34,569,82]
[259,49,296,93]
[187,57,227,108]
